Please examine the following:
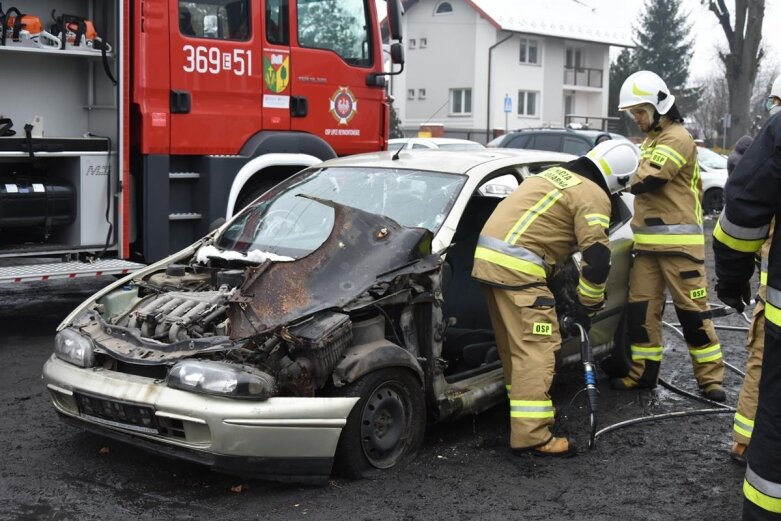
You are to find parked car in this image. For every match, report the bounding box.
[486,128,630,156]
[388,137,485,151]
[697,146,728,215]
[43,149,635,483]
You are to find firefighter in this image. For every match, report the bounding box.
[713,98,781,521]
[472,139,639,457]
[610,71,726,401]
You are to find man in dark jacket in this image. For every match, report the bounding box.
[713,109,781,519]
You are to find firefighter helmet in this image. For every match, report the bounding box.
[586,139,639,193]
[771,74,781,99]
[618,70,675,115]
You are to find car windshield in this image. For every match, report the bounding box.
[216,167,466,258]
[697,147,727,170]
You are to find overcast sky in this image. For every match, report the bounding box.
[377,0,781,83]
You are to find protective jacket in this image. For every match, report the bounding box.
[713,112,781,520]
[472,160,611,449]
[472,160,611,309]
[630,119,704,259]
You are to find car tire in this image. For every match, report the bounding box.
[702,188,724,216]
[333,368,426,478]
[600,311,631,378]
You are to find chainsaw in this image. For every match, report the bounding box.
[1,6,61,49]
[50,10,111,53]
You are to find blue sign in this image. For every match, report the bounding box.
[503,95,512,113]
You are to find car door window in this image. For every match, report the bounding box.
[563,136,590,155]
[530,134,562,152]
[505,134,530,149]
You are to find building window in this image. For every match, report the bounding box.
[435,1,453,15]
[420,37,427,48]
[517,90,538,117]
[566,47,583,68]
[418,89,427,99]
[564,94,574,116]
[407,89,415,100]
[450,88,471,115]
[409,38,416,49]
[519,38,539,65]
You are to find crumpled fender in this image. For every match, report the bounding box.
[331,340,424,387]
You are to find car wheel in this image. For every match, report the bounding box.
[333,368,425,478]
[600,311,631,378]
[702,188,724,216]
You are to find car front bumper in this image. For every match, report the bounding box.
[42,355,359,483]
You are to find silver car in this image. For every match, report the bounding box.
[43,149,634,483]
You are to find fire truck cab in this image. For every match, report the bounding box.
[0,0,403,282]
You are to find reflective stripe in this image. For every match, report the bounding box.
[510,399,555,419]
[475,236,548,278]
[766,287,781,327]
[718,214,770,241]
[633,224,704,245]
[733,412,754,439]
[714,221,766,252]
[689,344,722,363]
[578,277,604,299]
[598,158,612,175]
[634,234,705,246]
[761,271,768,286]
[745,465,781,514]
[691,161,702,225]
[655,144,686,166]
[505,189,563,243]
[633,224,704,235]
[585,213,610,228]
[631,345,664,361]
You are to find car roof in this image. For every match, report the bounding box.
[388,137,484,145]
[315,148,575,175]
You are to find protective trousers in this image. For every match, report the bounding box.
[481,284,559,449]
[734,297,765,446]
[626,254,724,388]
[743,320,781,520]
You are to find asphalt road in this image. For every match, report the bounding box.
[0,219,753,520]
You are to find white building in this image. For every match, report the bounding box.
[392,0,633,140]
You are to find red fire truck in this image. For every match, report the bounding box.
[0,0,403,282]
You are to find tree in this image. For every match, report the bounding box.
[389,102,403,138]
[633,0,697,115]
[690,74,729,147]
[704,0,765,142]
[608,48,636,136]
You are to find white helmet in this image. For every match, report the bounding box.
[771,74,781,99]
[618,70,675,115]
[586,139,639,193]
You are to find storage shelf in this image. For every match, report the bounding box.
[0,44,113,59]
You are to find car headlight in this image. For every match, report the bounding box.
[54,329,96,368]
[167,360,275,400]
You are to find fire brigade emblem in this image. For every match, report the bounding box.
[263,53,290,93]
[329,87,357,125]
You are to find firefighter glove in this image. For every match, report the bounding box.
[715,280,751,313]
[566,304,595,335]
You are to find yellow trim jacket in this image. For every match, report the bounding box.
[630,119,704,259]
[472,165,611,309]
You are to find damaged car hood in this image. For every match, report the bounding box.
[227,197,440,338]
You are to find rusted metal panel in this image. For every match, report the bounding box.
[228,198,439,338]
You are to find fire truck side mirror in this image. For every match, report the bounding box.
[390,42,404,65]
[388,0,403,41]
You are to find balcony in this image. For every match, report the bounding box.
[563,67,603,88]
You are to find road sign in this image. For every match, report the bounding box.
[503,95,512,114]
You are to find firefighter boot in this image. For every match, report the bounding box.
[512,437,577,458]
[702,383,727,402]
[730,442,747,465]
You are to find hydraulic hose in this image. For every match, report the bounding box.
[594,302,741,442]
